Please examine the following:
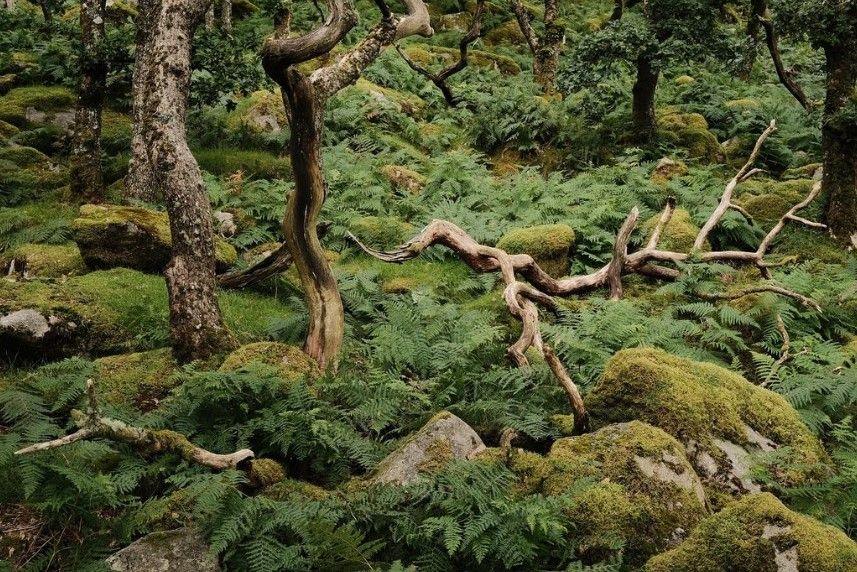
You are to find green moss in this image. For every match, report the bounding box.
[249,459,286,488]
[0,145,49,167]
[5,243,87,277]
[10,125,65,154]
[379,164,426,194]
[0,86,74,127]
[194,147,291,179]
[674,75,695,86]
[657,110,721,162]
[263,478,330,501]
[0,119,19,139]
[589,348,829,491]
[646,493,857,572]
[549,414,577,436]
[100,111,132,154]
[349,216,415,249]
[219,342,318,387]
[651,158,688,185]
[405,44,521,75]
[72,204,237,271]
[353,78,428,118]
[0,73,17,94]
[642,208,703,252]
[226,89,288,135]
[95,348,179,411]
[496,224,575,278]
[738,178,812,223]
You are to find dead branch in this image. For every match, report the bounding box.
[396,0,485,107]
[349,122,826,431]
[15,380,254,471]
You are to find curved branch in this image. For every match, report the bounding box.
[758,15,810,110]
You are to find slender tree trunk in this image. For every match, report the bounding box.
[140,0,235,361]
[4,0,16,11]
[38,0,52,25]
[631,54,658,142]
[69,0,107,203]
[220,0,231,32]
[740,0,765,79]
[204,3,214,29]
[822,39,857,247]
[125,2,158,202]
[278,69,344,370]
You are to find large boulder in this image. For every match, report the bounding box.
[72,204,237,273]
[657,109,721,163]
[1,243,87,279]
[496,224,575,278]
[588,348,830,504]
[105,528,219,572]
[646,493,857,572]
[369,411,486,485]
[485,421,709,565]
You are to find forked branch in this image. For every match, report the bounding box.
[15,380,254,470]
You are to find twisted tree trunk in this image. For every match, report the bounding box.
[125,2,158,202]
[69,0,107,203]
[631,54,658,142]
[822,38,857,247]
[140,0,235,362]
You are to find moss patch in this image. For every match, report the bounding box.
[0,119,19,139]
[95,348,179,412]
[3,243,87,278]
[219,342,318,387]
[496,224,575,278]
[642,208,702,252]
[657,109,721,163]
[352,78,427,118]
[379,164,426,194]
[349,216,415,250]
[646,493,857,572]
[0,86,75,127]
[589,348,830,495]
[226,90,288,136]
[194,147,291,179]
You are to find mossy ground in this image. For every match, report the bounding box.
[646,493,857,572]
[642,208,702,252]
[2,242,87,277]
[657,109,722,162]
[95,347,179,411]
[0,86,75,127]
[219,341,318,388]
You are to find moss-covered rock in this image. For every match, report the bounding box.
[651,157,688,185]
[674,75,695,86]
[9,125,66,154]
[379,164,426,194]
[0,73,17,95]
[368,411,486,485]
[352,78,427,118]
[262,478,330,501]
[658,110,722,163]
[72,204,237,273]
[738,178,813,224]
[496,223,575,278]
[484,19,527,46]
[105,528,220,572]
[588,348,830,499]
[403,44,521,76]
[94,348,179,411]
[0,86,75,128]
[0,145,49,167]
[248,458,286,488]
[0,145,67,198]
[2,243,87,278]
[0,119,19,139]
[193,147,291,179]
[349,216,415,249]
[226,89,288,136]
[218,342,318,387]
[646,493,857,572]
[642,208,703,252]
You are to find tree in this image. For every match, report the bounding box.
[511,0,563,94]
[570,0,727,142]
[125,3,158,202]
[260,0,432,371]
[136,0,235,361]
[772,0,857,246]
[69,0,108,203]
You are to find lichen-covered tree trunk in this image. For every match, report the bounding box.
[3,0,16,11]
[740,0,765,79]
[220,0,231,32]
[632,54,658,142]
[69,0,107,203]
[279,70,344,370]
[140,0,234,362]
[533,22,562,93]
[822,38,857,247]
[125,1,158,202]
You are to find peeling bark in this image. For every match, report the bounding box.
[139,0,235,362]
[69,0,108,203]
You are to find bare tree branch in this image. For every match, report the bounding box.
[758,14,810,110]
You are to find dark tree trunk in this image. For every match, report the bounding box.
[125,1,158,202]
[38,0,52,25]
[69,0,107,203]
[277,70,344,370]
[822,39,857,246]
[140,0,235,361]
[740,0,765,79]
[632,54,658,142]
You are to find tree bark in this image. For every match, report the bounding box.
[631,54,658,142]
[220,0,231,32]
[822,38,857,247]
[37,0,52,25]
[533,0,562,93]
[69,0,107,203]
[140,0,235,362]
[740,0,765,79]
[3,0,15,11]
[204,3,214,29]
[125,2,158,202]
[278,70,344,370]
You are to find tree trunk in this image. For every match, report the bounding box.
[69,0,107,203]
[631,54,658,142]
[4,0,16,11]
[278,69,344,371]
[220,0,231,32]
[140,0,235,362]
[204,3,214,29]
[533,0,561,94]
[740,0,765,79]
[125,1,158,202]
[822,39,857,247]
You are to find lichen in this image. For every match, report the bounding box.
[646,493,857,572]
[642,208,703,252]
[349,216,415,249]
[588,348,830,493]
[219,342,319,388]
[657,109,721,162]
[496,224,575,278]
[4,243,87,278]
[95,348,179,412]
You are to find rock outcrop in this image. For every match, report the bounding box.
[105,528,220,572]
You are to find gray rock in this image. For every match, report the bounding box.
[369,411,485,485]
[106,528,219,572]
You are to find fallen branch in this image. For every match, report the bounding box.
[350,122,826,432]
[15,380,254,471]
[396,0,485,107]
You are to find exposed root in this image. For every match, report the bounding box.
[349,122,826,432]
